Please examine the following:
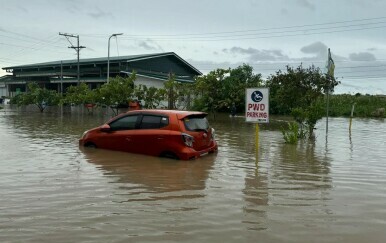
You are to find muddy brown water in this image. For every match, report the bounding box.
[1,106,386,242]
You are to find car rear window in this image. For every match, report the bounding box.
[183,115,209,132]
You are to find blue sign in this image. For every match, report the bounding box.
[251,90,263,102]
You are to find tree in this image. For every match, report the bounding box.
[221,64,263,112]
[134,84,166,109]
[163,74,194,110]
[193,68,229,114]
[97,74,136,115]
[266,64,340,138]
[62,83,99,113]
[11,82,60,112]
[192,64,263,116]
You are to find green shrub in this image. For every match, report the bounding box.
[282,122,301,144]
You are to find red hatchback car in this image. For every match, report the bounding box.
[79,110,218,160]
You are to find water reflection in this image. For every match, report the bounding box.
[2,109,386,242]
[240,133,333,232]
[242,160,269,231]
[81,147,216,201]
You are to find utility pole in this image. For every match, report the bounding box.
[59,32,86,85]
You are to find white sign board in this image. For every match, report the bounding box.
[245,88,269,123]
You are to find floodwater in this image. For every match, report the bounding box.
[1,106,386,242]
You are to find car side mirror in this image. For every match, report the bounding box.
[100,124,111,132]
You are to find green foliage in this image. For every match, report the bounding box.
[329,94,386,118]
[192,64,263,113]
[134,84,166,109]
[176,82,195,110]
[11,82,60,112]
[97,74,136,114]
[266,64,338,115]
[304,100,324,136]
[221,64,263,112]
[290,108,307,138]
[192,68,229,112]
[62,83,98,106]
[282,122,300,144]
[163,74,194,110]
[267,64,339,138]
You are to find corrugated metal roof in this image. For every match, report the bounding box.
[2,52,202,75]
[0,75,14,82]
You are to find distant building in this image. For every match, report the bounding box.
[0,52,201,97]
[0,75,10,97]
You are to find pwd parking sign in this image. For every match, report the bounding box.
[245,88,269,123]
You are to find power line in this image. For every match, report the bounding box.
[77,16,386,43]
[339,75,386,79]
[59,32,86,85]
[0,40,75,55]
[0,34,65,49]
[1,35,63,61]
[118,25,386,42]
[120,21,386,40]
[81,16,386,38]
[193,63,386,71]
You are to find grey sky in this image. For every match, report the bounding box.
[1,0,386,94]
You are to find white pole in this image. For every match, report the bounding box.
[349,103,356,133]
[107,33,123,83]
[60,60,63,95]
[326,88,329,134]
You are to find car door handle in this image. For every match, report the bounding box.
[126,137,131,142]
[157,136,165,140]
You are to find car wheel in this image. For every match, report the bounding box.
[160,151,179,160]
[84,142,97,148]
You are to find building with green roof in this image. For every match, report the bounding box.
[1,52,201,97]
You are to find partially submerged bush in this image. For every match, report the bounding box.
[282,122,300,144]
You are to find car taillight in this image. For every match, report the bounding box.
[182,133,194,147]
[211,128,215,140]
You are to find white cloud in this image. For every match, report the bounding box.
[349,52,376,61]
[223,47,289,62]
[296,0,316,11]
[300,41,327,56]
[87,7,114,19]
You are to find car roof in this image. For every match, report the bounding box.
[126,109,207,119]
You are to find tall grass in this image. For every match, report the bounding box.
[282,122,300,144]
[327,94,386,118]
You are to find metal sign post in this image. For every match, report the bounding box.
[245,88,270,152]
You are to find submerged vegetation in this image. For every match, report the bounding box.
[11,82,60,112]
[266,64,339,140]
[8,64,385,143]
[328,94,386,118]
[281,121,308,144]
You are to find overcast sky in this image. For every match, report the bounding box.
[1,0,386,94]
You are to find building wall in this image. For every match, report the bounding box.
[134,76,165,89]
[133,76,192,109]
[0,83,6,97]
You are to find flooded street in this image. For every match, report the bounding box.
[1,107,386,242]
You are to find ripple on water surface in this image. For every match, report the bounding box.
[1,112,386,242]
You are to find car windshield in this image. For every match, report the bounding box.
[183,116,209,132]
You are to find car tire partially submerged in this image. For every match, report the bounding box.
[159,151,179,160]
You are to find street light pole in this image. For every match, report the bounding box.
[107,33,123,83]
